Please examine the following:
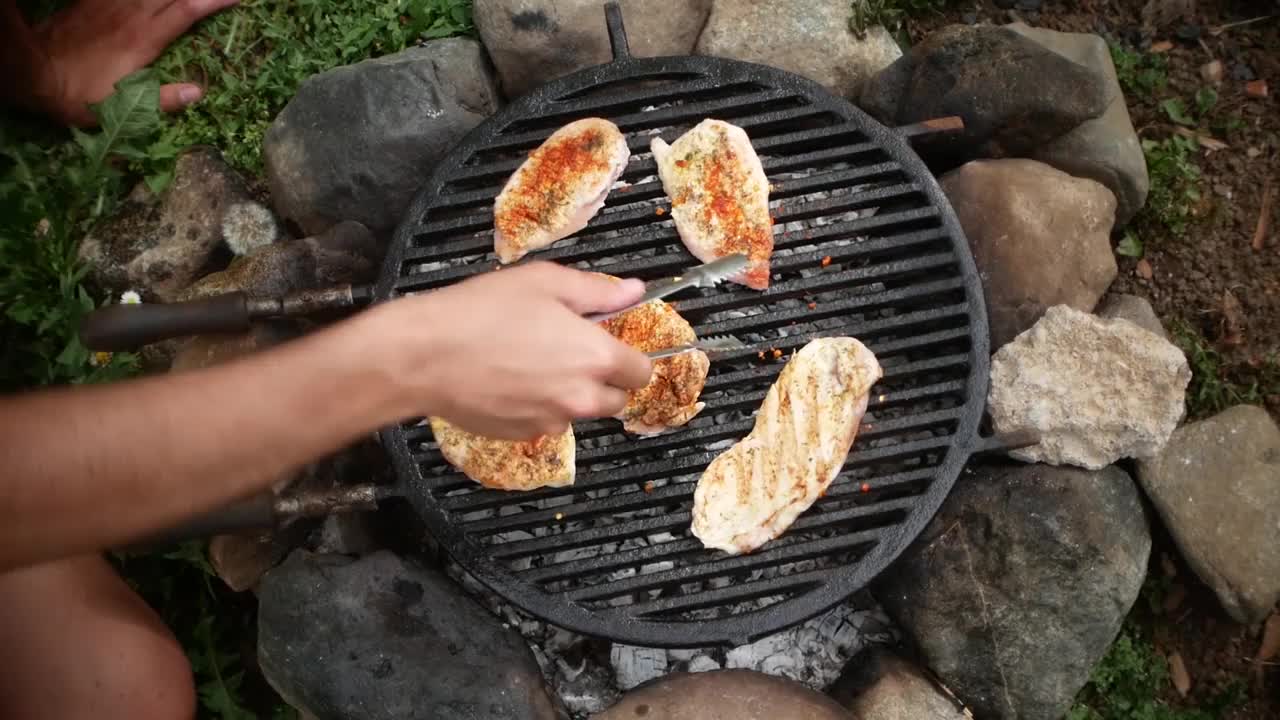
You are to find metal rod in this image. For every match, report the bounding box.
[604,1,630,60]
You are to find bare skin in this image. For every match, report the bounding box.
[0,263,651,570]
[0,264,652,715]
[1,0,239,126]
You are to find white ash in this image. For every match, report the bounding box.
[221,201,278,255]
[610,645,668,690]
[448,558,897,719]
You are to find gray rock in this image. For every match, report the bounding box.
[875,463,1151,720]
[859,25,1110,164]
[991,306,1189,468]
[179,220,379,301]
[209,531,292,593]
[940,159,1118,348]
[1096,294,1167,340]
[1006,23,1150,227]
[475,0,712,99]
[1137,405,1280,624]
[79,148,265,301]
[596,670,849,720]
[696,0,902,98]
[259,550,558,720]
[829,647,967,719]
[265,39,499,237]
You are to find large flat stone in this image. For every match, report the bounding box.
[597,670,849,720]
[475,0,712,99]
[78,149,267,301]
[696,0,901,98]
[940,159,1118,349]
[859,25,1110,165]
[990,305,1190,469]
[829,647,967,719]
[258,550,559,720]
[875,463,1151,720]
[1096,293,1168,340]
[1137,405,1280,623]
[1006,22,1149,227]
[265,39,499,238]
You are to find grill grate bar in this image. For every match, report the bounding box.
[400,174,926,269]
[430,404,964,511]
[565,528,885,602]
[464,88,802,157]
[627,567,831,617]
[417,376,962,491]
[490,468,937,562]
[446,116,874,188]
[454,434,957,535]
[395,207,942,293]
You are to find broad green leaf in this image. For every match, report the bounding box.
[1160,98,1194,126]
[1116,232,1144,258]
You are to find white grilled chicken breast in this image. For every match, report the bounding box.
[493,118,630,264]
[429,418,575,491]
[691,337,882,554]
[651,119,774,290]
[600,298,709,435]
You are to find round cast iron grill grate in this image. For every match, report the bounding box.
[375,5,989,647]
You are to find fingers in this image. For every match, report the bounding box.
[526,262,646,315]
[147,0,240,59]
[158,83,203,113]
[600,341,654,391]
[563,384,629,419]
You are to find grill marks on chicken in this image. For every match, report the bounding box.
[600,299,709,435]
[691,338,882,554]
[651,119,774,290]
[493,118,630,264]
[429,418,575,491]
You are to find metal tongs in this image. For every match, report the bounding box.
[585,253,750,361]
[583,253,749,324]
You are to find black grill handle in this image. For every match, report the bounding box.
[604,1,630,60]
[123,493,277,551]
[81,284,372,351]
[82,292,253,351]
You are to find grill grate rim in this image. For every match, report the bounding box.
[374,46,989,647]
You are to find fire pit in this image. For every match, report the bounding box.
[379,4,992,647]
[81,1,995,651]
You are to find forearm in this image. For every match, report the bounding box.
[0,310,410,570]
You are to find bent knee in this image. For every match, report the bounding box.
[97,627,197,720]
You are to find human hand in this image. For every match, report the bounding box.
[371,262,654,440]
[5,0,240,127]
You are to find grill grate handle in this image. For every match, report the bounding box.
[604,1,630,60]
[80,285,372,351]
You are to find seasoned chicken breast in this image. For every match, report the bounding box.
[429,418,575,491]
[651,119,774,290]
[600,298,709,435]
[691,338,882,554]
[493,118,630,264]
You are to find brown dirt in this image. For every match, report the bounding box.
[904,2,1280,718]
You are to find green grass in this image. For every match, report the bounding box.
[1171,320,1280,419]
[1111,43,1169,102]
[152,0,473,172]
[1069,628,1245,720]
[1,2,473,717]
[849,0,953,41]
